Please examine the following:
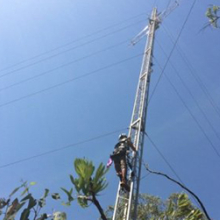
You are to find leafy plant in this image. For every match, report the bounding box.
[206,5,220,28]
[104,193,207,220]
[63,158,109,220]
[0,181,64,220]
[69,158,108,208]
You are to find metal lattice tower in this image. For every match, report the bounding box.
[112,8,158,220]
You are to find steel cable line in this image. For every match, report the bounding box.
[0,53,143,109]
[156,39,220,142]
[142,132,202,209]
[154,57,220,158]
[140,172,151,180]
[0,39,129,92]
[0,128,127,169]
[0,13,147,73]
[0,19,146,79]
[148,0,197,104]
[142,160,211,219]
[161,23,220,119]
[143,132,184,184]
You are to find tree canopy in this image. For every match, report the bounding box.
[104,193,207,220]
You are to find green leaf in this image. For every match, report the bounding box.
[27,196,37,209]
[53,212,66,220]
[61,201,71,207]
[15,202,26,214]
[9,181,28,197]
[213,5,220,14]
[61,187,69,195]
[206,8,212,18]
[20,208,30,220]
[74,158,94,180]
[77,196,89,208]
[9,187,21,197]
[61,188,74,202]
[93,163,108,183]
[30,182,36,186]
[71,178,80,192]
[38,198,46,208]
[38,189,49,208]
[51,193,60,200]
[43,189,49,198]
[92,163,108,194]
[70,175,75,185]
[36,213,48,220]
[0,198,8,209]
[21,194,32,202]
[21,188,29,196]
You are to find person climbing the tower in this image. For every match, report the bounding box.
[110,134,136,191]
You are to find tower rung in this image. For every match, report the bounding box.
[118,196,129,201]
[130,118,141,128]
[144,47,151,54]
[140,72,148,79]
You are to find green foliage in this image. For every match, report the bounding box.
[38,189,50,208]
[206,5,220,28]
[66,158,108,208]
[104,193,207,220]
[53,211,67,220]
[0,181,64,220]
[0,158,209,220]
[51,193,61,200]
[1,158,109,220]
[61,188,74,206]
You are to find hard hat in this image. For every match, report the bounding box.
[118,133,127,140]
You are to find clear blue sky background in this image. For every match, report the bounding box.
[0,0,219,219]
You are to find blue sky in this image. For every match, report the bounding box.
[0,0,220,219]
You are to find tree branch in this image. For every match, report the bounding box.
[144,165,211,220]
[89,180,107,220]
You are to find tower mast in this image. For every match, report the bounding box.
[112,8,158,220]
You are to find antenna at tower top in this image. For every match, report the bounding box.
[131,0,180,45]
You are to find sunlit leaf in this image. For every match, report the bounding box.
[53,211,67,220]
[30,182,36,186]
[213,5,220,14]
